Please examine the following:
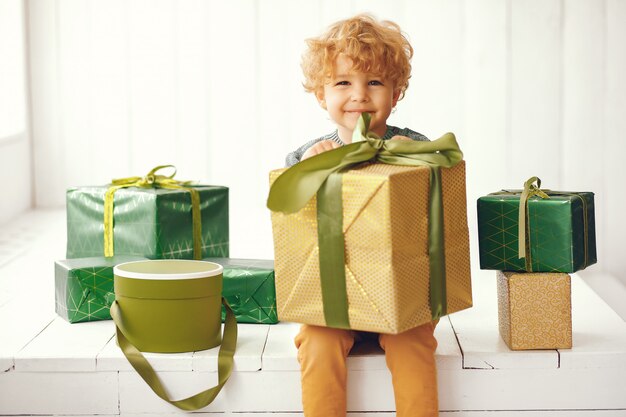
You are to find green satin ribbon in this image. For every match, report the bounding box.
[104,165,203,259]
[110,297,237,411]
[268,113,463,326]
[316,172,351,328]
[268,115,463,213]
[517,177,550,265]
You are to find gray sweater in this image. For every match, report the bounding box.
[285,125,429,167]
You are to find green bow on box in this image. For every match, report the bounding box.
[517,176,550,260]
[104,165,202,259]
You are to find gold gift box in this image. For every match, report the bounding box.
[497,270,572,350]
[269,161,472,334]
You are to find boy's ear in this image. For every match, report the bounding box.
[392,89,401,107]
[316,90,327,109]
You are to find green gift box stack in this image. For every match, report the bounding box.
[204,258,278,324]
[477,177,596,273]
[55,256,147,323]
[66,165,228,260]
[477,177,597,350]
[56,165,231,323]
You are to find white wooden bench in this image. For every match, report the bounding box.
[1,209,626,416]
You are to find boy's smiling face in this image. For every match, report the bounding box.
[316,54,400,143]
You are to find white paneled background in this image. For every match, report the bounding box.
[0,0,31,224]
[2,0,625,285]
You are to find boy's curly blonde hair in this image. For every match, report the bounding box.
[302,14,413,100]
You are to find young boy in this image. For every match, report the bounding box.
[286,14,439,417]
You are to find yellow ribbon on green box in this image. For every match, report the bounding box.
[268,113,463,328]
[103,165,203,259]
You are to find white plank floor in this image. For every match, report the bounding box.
[1,209,626,416]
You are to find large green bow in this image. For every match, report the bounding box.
[268,114,463,213]
[268,113,464,328]
[104,165,202,259]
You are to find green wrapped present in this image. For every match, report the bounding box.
[66,165,229,260]
[477,177,596,273]
[204,258,278,324]
[55,256,147,323]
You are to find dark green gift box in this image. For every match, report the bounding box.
[477,189,596,273]
[204,258,278,324]
[66,185,229,259]
[55,256,147,323]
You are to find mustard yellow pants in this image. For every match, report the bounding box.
[295,321,439,417]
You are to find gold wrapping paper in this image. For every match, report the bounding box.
[497,270,572,350]
[269,161,472,334]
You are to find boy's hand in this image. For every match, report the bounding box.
[301,140,341,160]
[389,135,412,142]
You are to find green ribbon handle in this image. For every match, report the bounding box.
[104,165,203,259]
[517,177,550,268]
[110,298,237,411]
[268,113,463,326]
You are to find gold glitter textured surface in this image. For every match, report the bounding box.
[269,161,472,334]
[497,270,572,350]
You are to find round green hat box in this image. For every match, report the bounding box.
[113,259,224,353]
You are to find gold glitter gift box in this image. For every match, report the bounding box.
[497,270,572,350]
[269,161,473,334]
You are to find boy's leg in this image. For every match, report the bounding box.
[379,320,439,417]
[295,324,355,417]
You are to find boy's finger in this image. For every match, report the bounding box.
[390,135,412,142]
[301,143,325,160]
[320,140,340,151]
[301,140,340,160]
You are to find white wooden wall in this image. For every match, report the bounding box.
[23,0,626,284]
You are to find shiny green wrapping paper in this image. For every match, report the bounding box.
[66,185,229,259]
[204,258,278,324]
[477,191,596,272]
[55,256,147,323]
